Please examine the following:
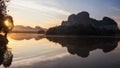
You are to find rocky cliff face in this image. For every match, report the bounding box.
[62,11,119,32]
[62,12,91,26]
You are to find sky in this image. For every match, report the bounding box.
[8,0,120,28]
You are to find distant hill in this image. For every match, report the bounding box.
[11,25,47,33]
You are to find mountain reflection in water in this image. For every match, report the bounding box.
[3,33,120,68]
[7,33,120,58]
[47,37,119,58]
[8,33,44,40]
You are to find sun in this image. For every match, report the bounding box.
[4,19,10,27]
[4,19,13,30]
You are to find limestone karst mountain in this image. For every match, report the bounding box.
[47,11,120,35]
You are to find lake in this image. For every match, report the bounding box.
[0,33,120,68]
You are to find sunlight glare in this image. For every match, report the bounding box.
[4,19,13,29]
[4,20,9,26]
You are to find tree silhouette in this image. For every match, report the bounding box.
[0,34,13,68]
[0,0,14,37]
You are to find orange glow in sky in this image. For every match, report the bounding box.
[7,0,120,28]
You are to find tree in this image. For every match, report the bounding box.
[0,0,14,37]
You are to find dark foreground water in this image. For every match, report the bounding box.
[0,33,120,68]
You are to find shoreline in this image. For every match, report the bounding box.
[46,35,120,38]
[7,33,120,38]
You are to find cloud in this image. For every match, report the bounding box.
[10,0,71,16]
[111,6,120,12]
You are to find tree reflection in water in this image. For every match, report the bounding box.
[47,37,119,58]
[0,35,13,68]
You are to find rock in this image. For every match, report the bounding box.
[77,11,90,19]
[102,17,117,26]
[47,11,120,35]
[61,11,119,32]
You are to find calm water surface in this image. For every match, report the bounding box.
[0,33,120,68]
